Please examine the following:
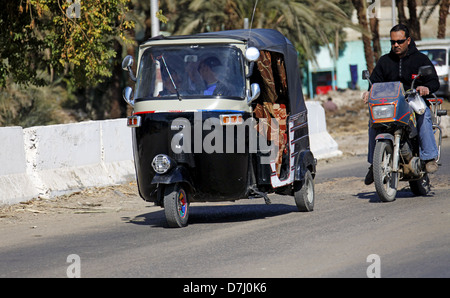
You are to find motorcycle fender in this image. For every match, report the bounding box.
[151,166,194,190]
[375,133,394,144]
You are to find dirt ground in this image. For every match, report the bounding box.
[0,90,448,224]
[319,89,371,157]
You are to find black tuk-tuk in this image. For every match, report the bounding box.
[122,29,316,227]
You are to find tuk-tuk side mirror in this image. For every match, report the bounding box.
[122,55,133,70]
[247,83,260,105]
[245,47,260,62]
[245,47,260,78]
[122,55,137,82]
[122,86,134,107]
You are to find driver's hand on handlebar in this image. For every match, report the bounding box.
[361,91,370,104]
[416,86,430,97]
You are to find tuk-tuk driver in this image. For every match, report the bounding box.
[197,56,230,96]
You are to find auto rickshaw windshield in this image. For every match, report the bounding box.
[135,45,246,100]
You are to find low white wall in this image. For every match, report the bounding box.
[0,127,37,205]
[306,101,342,160]
[0,105,341,205]
[0,119,135,205]
[440,115,450,138]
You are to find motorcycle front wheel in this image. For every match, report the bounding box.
[373,140,398,202]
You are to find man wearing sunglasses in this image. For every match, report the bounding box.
[362,24,440,185]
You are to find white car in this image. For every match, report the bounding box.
[417,39,450,100]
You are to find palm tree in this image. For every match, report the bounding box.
[351,0,375,73]
[159,0,356,63]
[437,0,449,38]
[396,0,449,40]
[407,0,421,40]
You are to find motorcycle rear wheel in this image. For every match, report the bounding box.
[373,140,398,202]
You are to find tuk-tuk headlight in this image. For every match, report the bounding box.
[152,154,172,174]
[372,104,395,119]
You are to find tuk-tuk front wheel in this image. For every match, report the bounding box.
[294,170,315,212]
[163,183,190,228]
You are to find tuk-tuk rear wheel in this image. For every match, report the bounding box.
[163,183,190,228]
[294,170,315,212]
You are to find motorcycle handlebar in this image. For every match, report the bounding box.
[405,89,437,100]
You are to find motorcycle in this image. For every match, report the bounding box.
[122,29,316,227]
[362,66,447,202]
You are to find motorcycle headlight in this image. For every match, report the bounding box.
[152,154,172,174]
[372,104,395,119]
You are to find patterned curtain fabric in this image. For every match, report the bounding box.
[253,50,289,176]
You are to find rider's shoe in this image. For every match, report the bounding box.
[425,159,438,173]
[364,165,374,185]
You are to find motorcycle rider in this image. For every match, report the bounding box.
[362,24,440,185]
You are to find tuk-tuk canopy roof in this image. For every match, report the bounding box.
[147,29,306,114]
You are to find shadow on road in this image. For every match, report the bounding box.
[354,186,433,203]
[124,203,298,228]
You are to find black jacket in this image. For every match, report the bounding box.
[369,39,440,97]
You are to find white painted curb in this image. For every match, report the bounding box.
[306,101,343,160]
[0,119,135,205]
[0,127,37,205]
[440,115,449,138]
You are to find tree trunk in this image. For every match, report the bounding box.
[370,16,381,63]
[407,0,421,40]
[396,0,407,25]
[437,0,449,39]
[108,40,124,119]
[352,0,374,73]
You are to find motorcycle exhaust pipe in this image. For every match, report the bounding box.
[403,157,422,177]
[400,142,422,177]
[410,157,422,177]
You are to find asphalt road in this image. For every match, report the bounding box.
[1,139,449,279]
